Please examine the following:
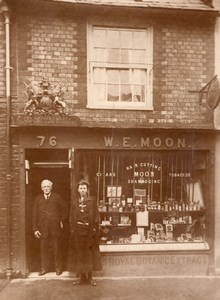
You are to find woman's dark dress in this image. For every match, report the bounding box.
[69,196,102,273]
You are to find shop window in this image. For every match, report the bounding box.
[87,25,153,110]
[77,150,208,247]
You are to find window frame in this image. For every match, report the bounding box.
[77,149,208,248]
[87,24,153,110]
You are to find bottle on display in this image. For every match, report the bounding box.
[157,202,161,211]
[182,202,186,211]
[147,195,150,207]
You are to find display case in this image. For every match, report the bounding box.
[77,149,208,248]
[99,209,206,245]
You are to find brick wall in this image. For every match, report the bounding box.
[10,137,21,273]
[153,21,214,127]
[10,6,215,129]
[12,12,83,114]
[0,2,22,274]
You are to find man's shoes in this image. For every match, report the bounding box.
[38,270,47,276]
[56,270,62,276]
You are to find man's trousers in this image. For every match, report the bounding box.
[40,235,62,271]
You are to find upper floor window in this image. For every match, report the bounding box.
[87,25,153,110]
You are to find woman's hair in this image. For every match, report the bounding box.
[77,179,89,187]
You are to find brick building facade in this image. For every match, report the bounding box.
[0,0,220,278]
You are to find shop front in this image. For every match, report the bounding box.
[17,125,213,276]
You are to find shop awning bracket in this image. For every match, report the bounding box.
[188,75,220,109]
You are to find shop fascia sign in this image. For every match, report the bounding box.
[103,136,188,149]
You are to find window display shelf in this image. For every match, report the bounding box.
[100,210,204,214]
[99,209,206,244]
[100,242,210,253]
[100,211,136,214]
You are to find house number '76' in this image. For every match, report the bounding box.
[37,136,57,147]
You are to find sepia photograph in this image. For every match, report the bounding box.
[0,0,220,299]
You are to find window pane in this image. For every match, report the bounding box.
[121,85,132,102]
[121,49,132,64]
[94,48,106,62]
[121,70,130,84]
[107,30,120,48]
[133,69,146,84]
[133,85,145,102]
[141,85,146,102]
[133,31,147,49]
[94,29,106,48]
[107,69,119,84]
[94,68,106,83]
[94,83,106,102]
[133,49,146,64]
[121,31,132,48]
[107,84,119,102]
[107,49,120,63]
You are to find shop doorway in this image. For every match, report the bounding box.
[25,149,72,273]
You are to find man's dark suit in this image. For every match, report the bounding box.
[32,192,66,272]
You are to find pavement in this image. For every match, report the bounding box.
[0,274,220,300]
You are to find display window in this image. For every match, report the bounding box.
[77,150,208,246]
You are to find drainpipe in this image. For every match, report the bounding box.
[1,1,13,279]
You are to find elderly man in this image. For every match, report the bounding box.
[32,179,66,276]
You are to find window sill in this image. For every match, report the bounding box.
[86,104,153,111]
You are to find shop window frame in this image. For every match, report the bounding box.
[76,149,208,248]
